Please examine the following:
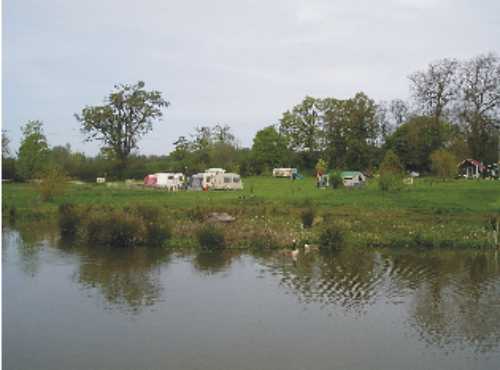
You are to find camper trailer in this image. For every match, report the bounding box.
[341,171,366,187]
[211,172,243,190]
[189,172,214,191]
[189,170,243,191]
[273,168,298,178]
[144,173,185,191]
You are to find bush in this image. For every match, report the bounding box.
[87,210,146,247]
[58,203,80,239]
[379,172,404,192]
[330,172,343,189]
[431,149,457,180]
[301,207,315,228]
[318,223,344,251]
[37,166,68,201]
[197,224,226,250]
[144,222,171,247]
[379,150,404,192]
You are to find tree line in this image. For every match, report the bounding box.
[2,53,499,181]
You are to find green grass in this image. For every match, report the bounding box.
[3,177,499,248]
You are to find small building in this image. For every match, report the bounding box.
[458,159,485,179]
[273,168,298,178]
[341,171,366,187]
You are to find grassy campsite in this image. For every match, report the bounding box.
[3,176,499,249]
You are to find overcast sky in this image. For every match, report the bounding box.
[4,0,500,156]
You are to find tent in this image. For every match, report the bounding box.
[341,171,366,187]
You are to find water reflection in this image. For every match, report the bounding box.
[263,248,500,353]
[3,224,500,356]
[73,244,171,314]
[262,248,385,315]
[192,250,236,275]
[393,250,500,353]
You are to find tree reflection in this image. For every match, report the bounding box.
[269,248,385,315]
[192,250,236,275]
[400,250,500,353]
[3,221,59,277]
[73,245,172,314]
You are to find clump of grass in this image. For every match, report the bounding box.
[186,206,205,222]
[197,224,226,251]
[301,207,315,228]
[58,203,80,239]
[318,222,344,252]
[247,230,279,250]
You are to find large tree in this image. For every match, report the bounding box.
[409,58,459,122]
[75,81,169,175]
[322,92,378,170]
[457,53,500,163]
[251,126,289,174]
[385,116,452,172]
[17,120,50,180]
[279,96,323,168]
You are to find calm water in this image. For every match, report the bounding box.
[3,224,500,370]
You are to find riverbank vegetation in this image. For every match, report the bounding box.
[3,177,499,249]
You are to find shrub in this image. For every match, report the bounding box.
[197,224,226,250]
[330,172,343,189]
[379,150,404,192]
[431,149,457,180]
[318,222,344,251]
[86,209,146,247]
[301,207,315,228]
[144,222,171,247]
[37,166,68,201]
[379,172,404,192]
[58,203,80,239]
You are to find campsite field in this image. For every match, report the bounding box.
[2,177,499,248]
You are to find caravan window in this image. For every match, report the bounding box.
[168,176,174,180]
[224,176,231,183]
[233,176,240,183]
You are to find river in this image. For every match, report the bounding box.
[3,225,500,370]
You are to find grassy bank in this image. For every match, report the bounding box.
[2,177,499,248]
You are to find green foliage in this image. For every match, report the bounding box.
[315,159,327,174]
[17,120,49,180]
[86,209,146,247]
[57,204,170,247]
[251,126,289,174]
[37,166,69,201]
[318,222,344,251]
[301,207,315,228]
[379,150,403,174]
[431,149,458,180]
[385,116,452,172]
[379,150,404,192]
[322,93,378,170]
[196,224,226,251]
[75,81,169,177]
[330,171,344,189]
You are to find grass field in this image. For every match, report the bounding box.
[2,177,500,248]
